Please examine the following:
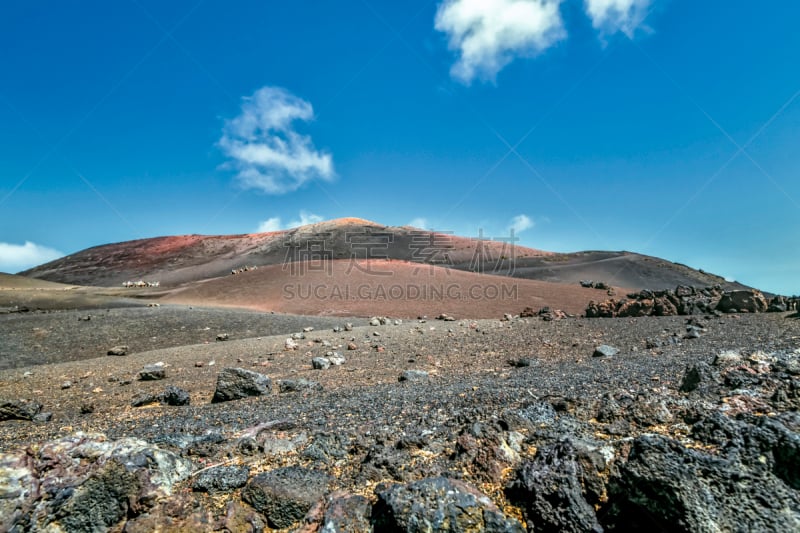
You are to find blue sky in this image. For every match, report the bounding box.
[1,0,798,294]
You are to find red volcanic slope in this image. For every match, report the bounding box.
[21,218,552,287]
[160,259,629,318]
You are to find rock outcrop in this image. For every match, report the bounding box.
[586,286,774,318]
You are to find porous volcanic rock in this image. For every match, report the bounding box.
[0,399,42,421]
[191,465,250,493]
[604,434,800,532]
[506,439,604,533]
[373,477,525,532]
[586,285,726,318]
[211,367,272,403]
[717,289,769,313]
[242,466,332,529]
[0,433,191,532]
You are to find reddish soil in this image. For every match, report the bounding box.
[160,259,629,318]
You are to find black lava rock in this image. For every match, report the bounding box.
[211,367,272,403]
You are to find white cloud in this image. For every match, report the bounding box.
[257,217,283,233]
[0,241,64,273]
[256,210,324,232]
[584,0,651,37]
[507,214,534,234]
[434,0,566,83]
[408,217,429,229]
[290,211,324,228]
[220,86,335,194]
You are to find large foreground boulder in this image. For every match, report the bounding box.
[211,367,272,403]
[506,439,604,533]
[0,432,192,532]
[604,434,800,531]
[373,476,525,532]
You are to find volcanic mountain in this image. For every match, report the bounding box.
[22,217,744,291]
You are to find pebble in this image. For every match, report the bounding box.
[328,353,346,366]
[139,363,167,381]
[312,357,331,370]
[285,338,299,350]
[399,370,429,382]
[593,345,619,357]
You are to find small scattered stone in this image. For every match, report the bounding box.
[107,345,128,356]
[399,370,429,382]
[33,412,53,423]
[138,363,167,381]
[344,323,353,331]
[593,345,619,357]
[216,333,229,341]
[162,386,191,406]
[285,338,299,350]
[714,350,742,366]
[0,399,42,421]
[131,393,159,407]
[312,357,331,370]
[685,329,701,339]
[680,363,712,393]
[279,379,323,393]
[328,352,346,366]
[347,342,358,350]
[61,381,73,390]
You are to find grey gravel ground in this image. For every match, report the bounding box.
[1,310,798,531]
[0,304,361,370]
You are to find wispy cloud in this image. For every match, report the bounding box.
[507,214,534,234]
[584,0,651,37]
[257,217,283,233]
[408,217,429,229]
[0,241,64,273]
[256,210,324,232]
[220,86,335,194]
[435,0,567,84]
